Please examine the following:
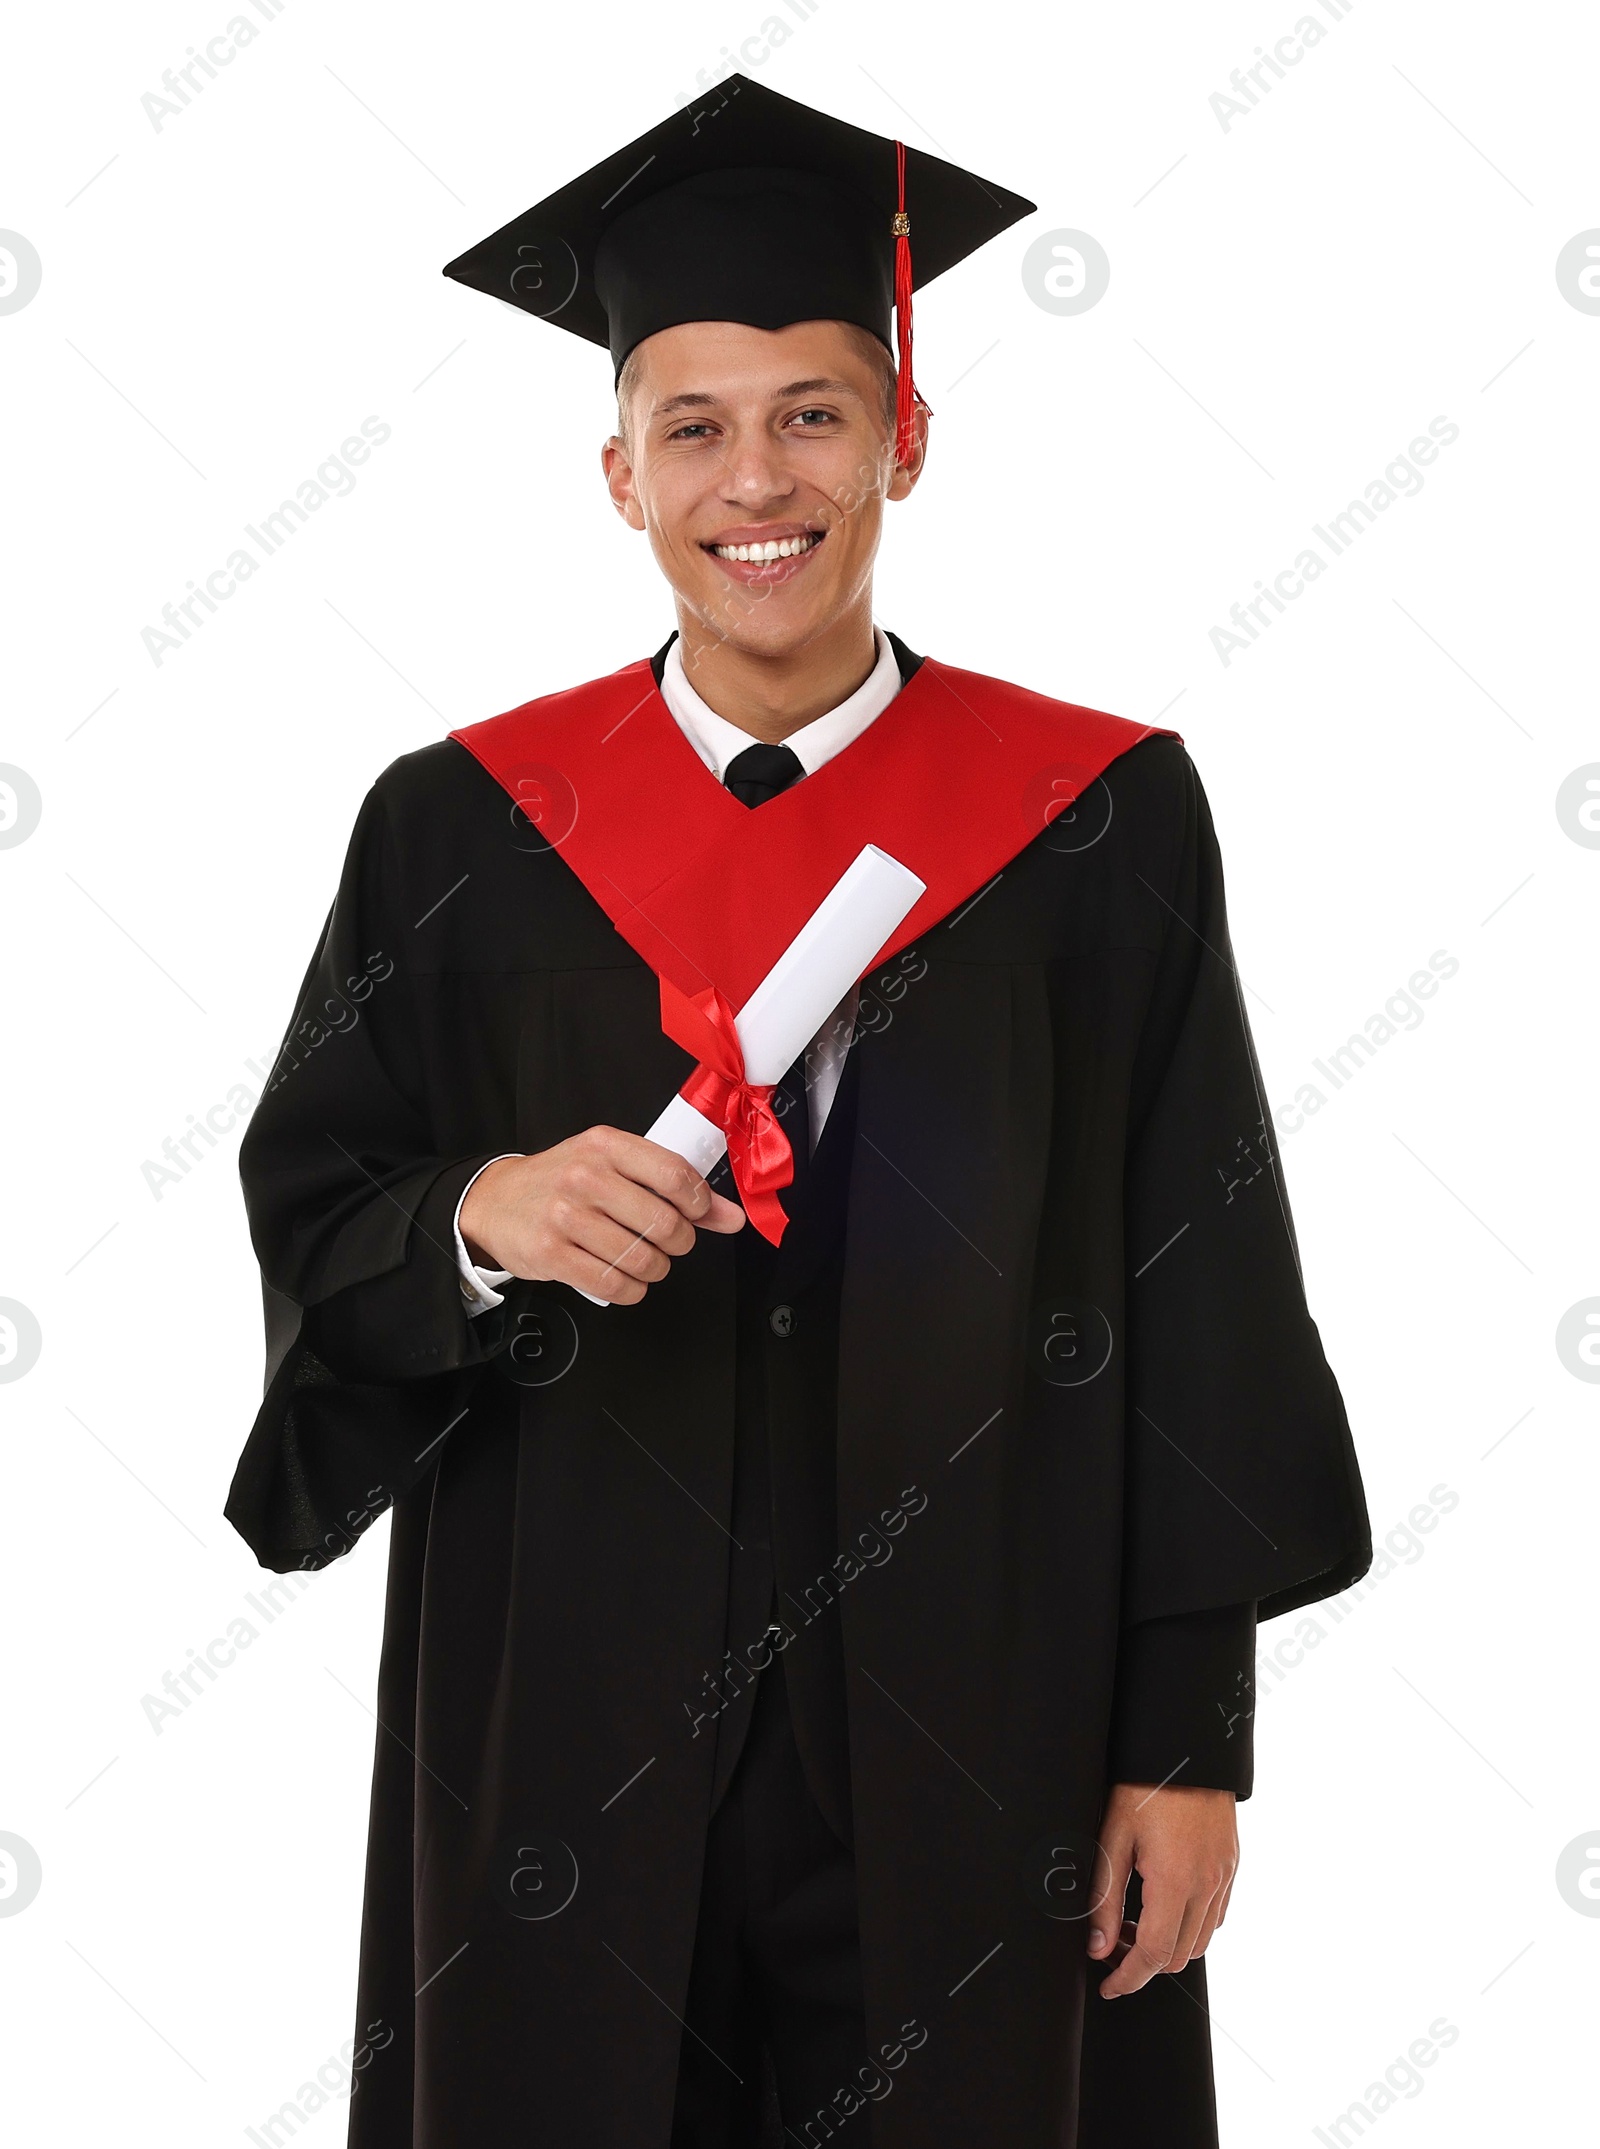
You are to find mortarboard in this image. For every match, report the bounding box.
[442,75,1034,464]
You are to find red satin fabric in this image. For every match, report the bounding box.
[659,975,794,1244]
[449,653,1178,1025]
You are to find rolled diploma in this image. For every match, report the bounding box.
[582,843,925,1304]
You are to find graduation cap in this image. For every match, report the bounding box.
[442,75,1035,464]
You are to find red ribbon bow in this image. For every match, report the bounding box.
[659,975,794,1245]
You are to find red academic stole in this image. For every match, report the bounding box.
[451,655,1178,1239]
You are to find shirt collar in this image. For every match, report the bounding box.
[660,626,901,785]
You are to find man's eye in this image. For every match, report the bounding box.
[791,407,837,427]
[668,422,715,441]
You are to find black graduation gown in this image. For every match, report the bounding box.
[227,640,1370,2147]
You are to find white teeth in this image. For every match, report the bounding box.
[711,534,817,562]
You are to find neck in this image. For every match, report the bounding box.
[672,592,878,742]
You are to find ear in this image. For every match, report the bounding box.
[887,398,930,500]
[601,437,647,530]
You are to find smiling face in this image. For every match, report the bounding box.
[601,317,924,665]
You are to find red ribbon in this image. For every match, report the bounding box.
[659,975,794,1245]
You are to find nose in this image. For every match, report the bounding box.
[716,425,797,512]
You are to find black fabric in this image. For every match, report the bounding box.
[225,664,1370,2147]
[1079,1870,1220,2149]
[440,75,1035,373]
[711,1037,862,1841]
[672,1654,870,2149]
[599,166,895,380]
[1106,1601,1257,1798]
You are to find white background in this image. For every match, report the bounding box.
[1,1,1594,2141]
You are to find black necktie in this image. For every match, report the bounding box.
[724,740,805,810]
[722,740,810,1201]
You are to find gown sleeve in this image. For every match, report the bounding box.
[1105,1601,1256,1797]
[224,783,524,1573]
[1119,750,1371,1633]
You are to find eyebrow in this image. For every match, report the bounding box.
[650,377,865,418]
[771,377,862,401]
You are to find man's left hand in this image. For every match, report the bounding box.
[1088,1781,1238,1999]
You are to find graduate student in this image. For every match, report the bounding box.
[228,75,1371,2149]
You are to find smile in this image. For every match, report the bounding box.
[707,531,824,563]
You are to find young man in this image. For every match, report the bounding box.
[228,77,1370,2149]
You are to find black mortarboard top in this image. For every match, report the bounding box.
[441,75,1034,463]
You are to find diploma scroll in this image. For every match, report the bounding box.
[580,843,925,1305]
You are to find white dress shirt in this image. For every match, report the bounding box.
[454,626,902,1313]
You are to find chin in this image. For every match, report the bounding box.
[685,580,841,660]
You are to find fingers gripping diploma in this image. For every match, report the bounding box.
[458,1127,747,1307]
[1088,1782,1239,2000]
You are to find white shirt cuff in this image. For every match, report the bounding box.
[453,1154,521,1317]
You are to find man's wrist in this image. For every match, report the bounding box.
[453,1154,521,1314]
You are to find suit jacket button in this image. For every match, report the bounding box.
[769,1303,795,1337]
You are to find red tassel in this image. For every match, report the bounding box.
[892,139,923,467]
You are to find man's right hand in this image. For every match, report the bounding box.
[458,1128,747,1306]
